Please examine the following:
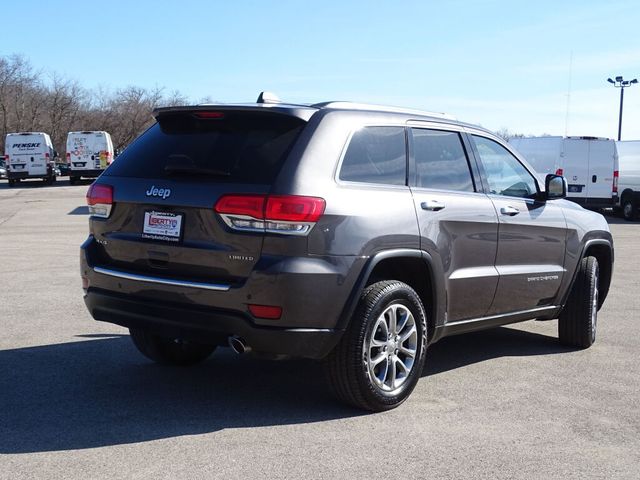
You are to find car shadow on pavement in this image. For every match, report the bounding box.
[1,326,568,453]
[424,325,571,376]
[0,334,359,454]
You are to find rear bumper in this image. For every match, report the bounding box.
[79,235,361,359]
[8,171,51,180]
[84,288,342,359]
[70,169,104,178]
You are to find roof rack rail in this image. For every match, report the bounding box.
[311,101,456,120]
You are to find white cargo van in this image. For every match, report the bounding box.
[66,131,114,184]
[4,132,56,186]
[615,140,640,220]
[509,136,618,209]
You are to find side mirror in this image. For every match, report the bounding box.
[545,174,567,200]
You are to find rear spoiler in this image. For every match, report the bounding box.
[153,104,318,122]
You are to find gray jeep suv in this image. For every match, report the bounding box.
[80,94,613,411]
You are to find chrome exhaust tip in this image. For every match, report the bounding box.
[228,335,251,354]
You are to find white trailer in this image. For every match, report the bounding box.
[615,140,640,220]
[509,136,618,209]
[66,131,114,184]
[4,132,56,186]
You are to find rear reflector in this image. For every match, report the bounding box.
[613,170,619,193]
[86,183,113,218]
[194,111,225,119]
[215,194,326,235]
[248,304,282,320]
[555,168,564,176]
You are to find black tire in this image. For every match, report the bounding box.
[622,197,638,221]
[558,256,599,349]
[324,280,428,412]
[129,328,216,366]
[69,176,77,185]
[8,179,15,187]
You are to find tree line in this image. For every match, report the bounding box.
[0,54,189,156]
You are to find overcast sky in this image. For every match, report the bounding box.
[3,0,639,139]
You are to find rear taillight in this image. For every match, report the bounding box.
[4,155,9,165]
[66,152,71,164]
[215,194,326,235]
[555,168,564,176]
[613,170,619,194]
[86,183,113,218]
[248,304,282,320]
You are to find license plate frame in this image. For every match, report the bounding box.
[142,210,184,243]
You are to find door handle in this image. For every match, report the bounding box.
[500,206,520,216]
[421,200,445,211]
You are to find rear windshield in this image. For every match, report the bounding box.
[104,111,306,184]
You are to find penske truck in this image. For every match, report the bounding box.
[4,132,56,186]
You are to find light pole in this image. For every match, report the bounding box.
[607,76,638,141]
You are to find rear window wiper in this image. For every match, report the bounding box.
[164,165,231,177]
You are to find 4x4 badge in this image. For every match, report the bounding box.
[146,185,171,199]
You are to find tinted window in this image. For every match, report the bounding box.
[339,127,406,185]
[104,111,305,184]
[473,135,537,198]
[412,128,474,192]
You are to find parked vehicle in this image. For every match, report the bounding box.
[615,140,640,220]
[0,158,7,179]
[66,131,114,184]
[81,94,614,411]
[4,132,56,186]
[56,162,71,177]
[509,136,618,210]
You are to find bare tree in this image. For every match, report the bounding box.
[0,53,190,155]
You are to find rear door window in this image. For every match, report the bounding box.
[104,111,306,184]
[410,128,475,192]
[339,126,407,185]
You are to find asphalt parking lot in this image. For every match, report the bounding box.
[1,180,639,480]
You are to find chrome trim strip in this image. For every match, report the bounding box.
[445,306,558,327]
[93,266,231,291]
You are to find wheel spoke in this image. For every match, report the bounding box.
[377,357,390,385]
[396,308,409,334]
[399,324,417,343]
[387,356,397,388]
[395,357,410,377]
[399,344,416,358]
[387,307,397,336]
[370,351,387,366]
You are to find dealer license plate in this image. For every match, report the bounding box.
[142,211,183,242]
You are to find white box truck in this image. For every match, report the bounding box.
[615,140,640,220]
[66,131,114,184]
[4,132,57,187]
[509,136,618,209]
